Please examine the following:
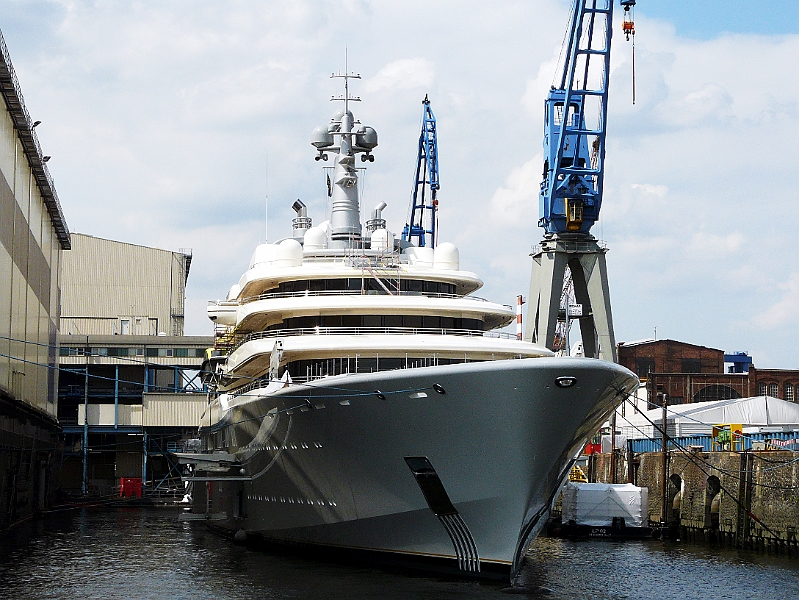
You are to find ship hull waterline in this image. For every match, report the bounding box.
[189,357,637,580]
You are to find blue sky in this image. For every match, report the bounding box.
[636,0,799,38]
[3,0,799,369]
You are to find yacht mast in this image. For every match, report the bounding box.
[311,64,378,249]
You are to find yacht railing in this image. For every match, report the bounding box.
[218,351,527,398]
[226,290,501,305]
[226,326,518,354]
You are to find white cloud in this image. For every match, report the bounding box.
[4,0,799,366]
[485,156,541,230]
[750,274,799,330]
[364,58,435,93]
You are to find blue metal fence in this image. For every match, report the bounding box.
[630,430,799,453]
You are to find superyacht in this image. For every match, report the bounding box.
[183,71,638,580]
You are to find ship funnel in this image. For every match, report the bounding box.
[366,202,387,232]
[291,199,312,241]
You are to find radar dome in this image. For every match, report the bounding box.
[276,239,303,267]
[403,246,434,267]
[433,243,459,270]
[355,126,378,150]
[249,243,278,269]
[303,225,328,250]
[370,228,394,251]
[226,283,241,301]
[311,125,333,148]
[332,108,353,123]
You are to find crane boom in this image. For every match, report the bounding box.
[539,0,635,235]
[526,0,636,362]
[402,95,439,248]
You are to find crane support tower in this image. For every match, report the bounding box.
[402,95,440,248]
[526,0,636,362]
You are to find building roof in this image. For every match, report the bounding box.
[620,395,799,439]
[0,30,70,249]
[617,338,723,352]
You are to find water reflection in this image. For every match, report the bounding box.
[0,508,797,600]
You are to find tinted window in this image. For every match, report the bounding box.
[681,359,701,373]
[635,358,655,378]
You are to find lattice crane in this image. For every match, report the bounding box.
[402,95,440,248]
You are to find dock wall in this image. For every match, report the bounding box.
[586,449,799,550]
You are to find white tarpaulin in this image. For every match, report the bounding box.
[561,482,648,527]
[618,396,799,439]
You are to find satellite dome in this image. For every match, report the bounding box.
[434,243,459,270]
[311,125,333,148]
[304,225,328,250]
[276,239,303,267]
[332,108,353,123]
[356,126,378,150]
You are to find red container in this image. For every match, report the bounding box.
[120,477,143,498]
[583,442,602,455]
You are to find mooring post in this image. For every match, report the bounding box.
[627,438,634,484]
[660,392,668,525]
[610,412,617,484]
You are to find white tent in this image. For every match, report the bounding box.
[617,396,799,439]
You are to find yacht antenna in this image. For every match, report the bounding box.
[265,151,269,243]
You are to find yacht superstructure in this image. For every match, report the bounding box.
[185,72,638,580]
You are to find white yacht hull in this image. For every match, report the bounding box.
[191,357,636,579]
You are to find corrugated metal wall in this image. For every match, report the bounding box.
[0,102,63,415]
[142,392,206,427]
[76,394,206,427]
[630,431,799,453]
[60,234,188,336]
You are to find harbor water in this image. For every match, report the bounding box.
[1,507,798,599]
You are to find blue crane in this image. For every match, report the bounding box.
[402,95,440,248]
[527,0,636,361]
[539,0,635,235]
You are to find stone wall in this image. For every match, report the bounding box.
[589,449,799,548]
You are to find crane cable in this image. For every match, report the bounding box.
[623,2,636,104]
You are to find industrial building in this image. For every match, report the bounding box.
[617,339,799,408]
[61,233,192,337]
[57,234,213,496]
[0,30,71,528]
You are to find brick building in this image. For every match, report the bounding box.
[617,339,799,406]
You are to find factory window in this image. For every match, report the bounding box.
[174,348,188,358]
[146,348,159,357]
[136,348,144,356]
[785,384,794,402]
[681,359,701,373]
[769,383,779,398]
[93,347,108,356]
[758,382,766,396]
[635,358,655,379]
